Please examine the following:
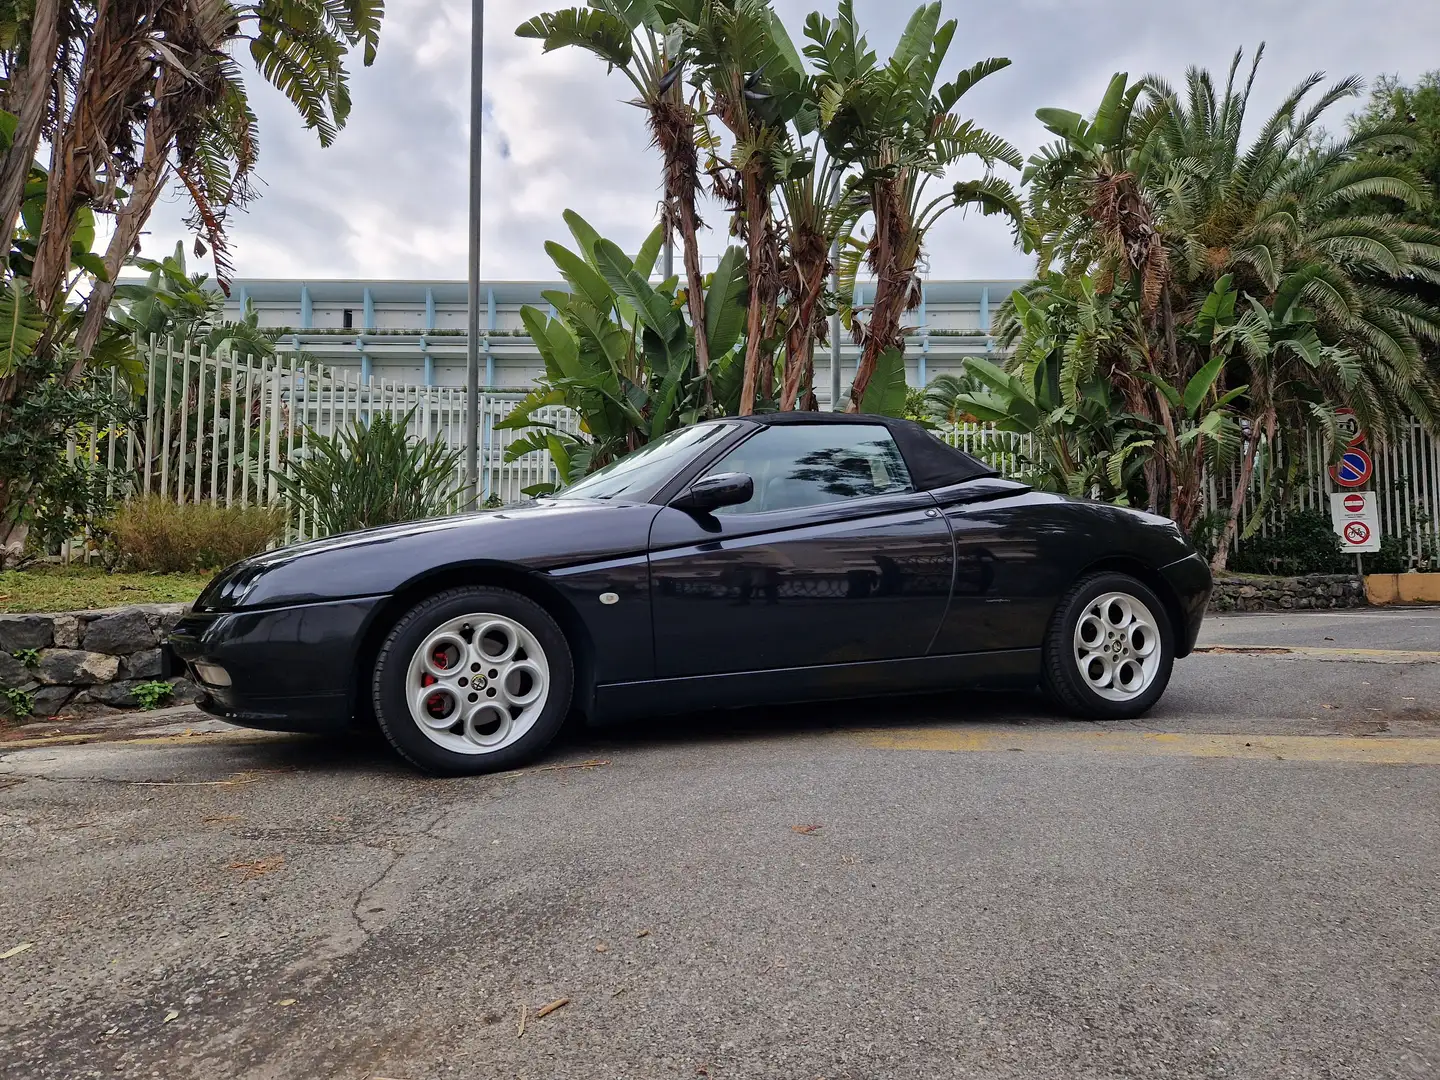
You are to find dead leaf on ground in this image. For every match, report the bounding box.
[228,857,284,879]
[535,997,570,1020]
[1321,703,1338,709]
[1,942,34,960]
[635,929,650,939]
[594,943,608,953]
[162,1010,179,1023]
[791,824,823,835]
[516,1003,527,1038]
[276,998,298,1007]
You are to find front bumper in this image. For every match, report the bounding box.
[167,596,386,733]
[1160,552,1213,657]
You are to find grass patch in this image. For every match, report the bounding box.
[0,565,211,614]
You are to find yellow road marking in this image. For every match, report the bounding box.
[1195,645,1440,663]
[848,726,1440,764]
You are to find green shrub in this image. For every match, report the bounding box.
[1,686,34,719]
[108,497,286,572]
[131,680,174,710]
[274,408,463,536]
[1231,509,1350,576]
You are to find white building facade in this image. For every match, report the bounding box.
[219,277,1026,402]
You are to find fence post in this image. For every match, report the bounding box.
[268,355,283,505]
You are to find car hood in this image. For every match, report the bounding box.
[196,498,661,611]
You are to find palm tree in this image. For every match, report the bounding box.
[519,0,715,388]
[774,142,847,410]
[663,0,810,414]
[805,0,1023,412]
[1025,48,1440,541]
[2,0,382,370]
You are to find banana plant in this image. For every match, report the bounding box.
[953,354,1154,503]
[498,210,747,496]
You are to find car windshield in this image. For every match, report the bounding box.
[551,422,733,502]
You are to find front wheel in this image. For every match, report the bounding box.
[1041,572,1175,720]
[372,587,574,775]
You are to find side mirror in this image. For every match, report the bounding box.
[670,471,754,514]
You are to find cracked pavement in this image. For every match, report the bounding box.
[1,609,1438,1079]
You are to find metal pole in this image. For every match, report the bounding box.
[463,0,484,510]
[829,240,841,410]
[662,233,674,281]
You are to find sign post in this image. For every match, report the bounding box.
[1329,491,1381,554]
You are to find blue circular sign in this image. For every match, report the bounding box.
[1331,448,1373,488]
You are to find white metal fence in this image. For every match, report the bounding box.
[1209,422,1440,564]
[78,338,1440,564]
[101,338,577,541]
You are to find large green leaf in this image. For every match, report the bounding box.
[704,245,748,356]
[0,283,44,378]
[563,208,605,264]
[633,222,666,280]
[1181,353,1226,415]
[592,238,684,351]
[545,241,616,314]
[515,8,634,67]
[520,306,583,381]
[858,348,909,417]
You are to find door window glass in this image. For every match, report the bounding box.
[705,424,913,514]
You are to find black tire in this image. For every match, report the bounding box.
[372,586,574,775]
[1041,572,1175,720]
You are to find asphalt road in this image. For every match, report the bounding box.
[2,609,1438,1080]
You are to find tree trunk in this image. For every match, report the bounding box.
[780,256,828,410]
[847,181,907,413]
[1210,410,1267,573]
[675,195,710,384]
[73,100,178,365]
[0,0,60,258]
[737,168,768,416]
[649,99,711,385]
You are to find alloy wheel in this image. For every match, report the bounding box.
[1072,591,1162,702]
[405,613,551,755]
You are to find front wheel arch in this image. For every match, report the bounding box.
[1073,555,1191,657]
[350,563,595,728]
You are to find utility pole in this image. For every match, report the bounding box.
[463,0,484,509]
[829,240,841,410]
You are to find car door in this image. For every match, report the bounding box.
[647,422,955,679]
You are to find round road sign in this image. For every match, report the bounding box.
[1335,407,1366,447]
[1343,520,1371,545]
[1331,448,1373,488]
[1343,493,1365,513]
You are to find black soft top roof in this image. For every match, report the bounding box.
[732,412,999,490]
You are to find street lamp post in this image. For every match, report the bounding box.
[463,0,484,509]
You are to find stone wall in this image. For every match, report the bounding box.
[1210,573,1367,613]
[0,604,199,720]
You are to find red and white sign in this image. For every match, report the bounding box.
[1330,447,1374,488]
[1329,491,1381,553]
[1335,407,1366,448]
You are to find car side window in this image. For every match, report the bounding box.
[704,424,913,515]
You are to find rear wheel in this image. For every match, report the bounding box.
[1042,572,1174,720]
[372,587,573,775]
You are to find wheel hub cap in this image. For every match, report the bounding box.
[1072,591,1161,702]
[405,613,550,756]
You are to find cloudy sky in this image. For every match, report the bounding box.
[138,0,1440,285]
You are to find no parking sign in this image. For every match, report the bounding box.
[1329,491,1381,553]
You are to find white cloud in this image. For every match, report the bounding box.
[137,0,1440,284]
